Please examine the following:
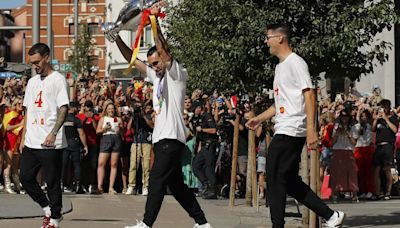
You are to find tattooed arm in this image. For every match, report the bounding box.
[42,105,68,147]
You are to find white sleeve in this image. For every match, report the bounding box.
[294,57,314,91]
[168,60,188,81]
[56,76,70,108]
[23,79,32,108]
[351,125,359,139]
[146,66,157,84]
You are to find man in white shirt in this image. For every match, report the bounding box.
[19,43,69,228]
[115,5,211,228]
[246,23,344,228]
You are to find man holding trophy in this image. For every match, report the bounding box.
[103,1,212,228]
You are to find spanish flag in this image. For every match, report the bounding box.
[2,110,22,136]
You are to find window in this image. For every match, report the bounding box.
[88,23,100,35]
[68,23,84,35]
[139,26,154,48]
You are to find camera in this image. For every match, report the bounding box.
[89,107,102,115]
[191,116,202,128]
[134,106,142,114]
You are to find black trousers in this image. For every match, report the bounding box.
[143,139,207,227]
[62,148,82,184]
[267,135,334,228]
[81,144,98,187]
[192,142,217,186]
[20,147,63,219]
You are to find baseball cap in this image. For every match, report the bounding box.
[69,101,79,108]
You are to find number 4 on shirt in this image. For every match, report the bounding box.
[35,91,43,108]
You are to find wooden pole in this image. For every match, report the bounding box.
[301,146,309,228]
[309,148,318,228]
[245,111,257,206]
[316,148,322,228]
[251,130,257,207]
[229,114,240,207]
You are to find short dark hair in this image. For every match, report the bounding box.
[379,99,391,107]
[28,43,50,57]
[147,46,158,57]
[266,23,291,40]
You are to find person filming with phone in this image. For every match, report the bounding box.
[371,99,398,200]
[125,102,154,196]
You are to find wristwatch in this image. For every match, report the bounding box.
[51,130,58,136]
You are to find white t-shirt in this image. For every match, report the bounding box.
[273,53,314,137]
[351,123,373,147]
[23,71,69,149]
[146,60,187,144]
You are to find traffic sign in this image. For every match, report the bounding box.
[0,72,18,78]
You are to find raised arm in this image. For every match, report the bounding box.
[115,36,147,74]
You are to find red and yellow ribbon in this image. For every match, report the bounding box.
[123,9,166,75]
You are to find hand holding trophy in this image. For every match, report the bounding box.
[101,0,163,43]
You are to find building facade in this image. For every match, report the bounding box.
[11,0,107,77]
[0,10,16,62]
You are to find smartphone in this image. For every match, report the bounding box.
[41,143,56,149]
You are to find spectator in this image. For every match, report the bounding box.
[76,100,99,193]
[120,106,134,194]
[3,96,24,194]
[351,109,374,199]
[126,102,154,196]
[94,103,123,194]
[330,110,359,202]
[372,99,397,200]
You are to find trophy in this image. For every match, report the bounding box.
[101,0,159,42]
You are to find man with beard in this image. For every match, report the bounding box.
[19,43,69,228]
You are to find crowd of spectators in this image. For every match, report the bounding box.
[0,74,399,202]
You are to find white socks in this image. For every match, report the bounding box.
[42,206,51,217]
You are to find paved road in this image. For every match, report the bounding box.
[1,193,400,228]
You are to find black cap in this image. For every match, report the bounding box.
[84,100,94,108]
[69,101,79,108]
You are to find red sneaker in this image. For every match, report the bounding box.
[41,215,50,228]
[46,223,59,228]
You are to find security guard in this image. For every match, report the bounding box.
[192,102,218,199]
[62,101,88,194]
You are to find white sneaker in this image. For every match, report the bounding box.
[194,223,212,228]
[142,187,148,196]
[358,193,366,199]
[124,220,150,228]
[325,211,345,228]
[365,192,373,199]
[126,186,136,195]
[259,192,265,199]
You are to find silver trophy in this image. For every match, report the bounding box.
[102,0,158,42]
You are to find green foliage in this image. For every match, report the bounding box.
[165,0,399,94]
[68,24,98,77]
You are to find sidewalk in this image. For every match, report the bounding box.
[0,192,399,227]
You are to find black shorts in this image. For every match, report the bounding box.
[373,143,394,167]
[99,134,122,153]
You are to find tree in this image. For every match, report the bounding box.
[166,0,399,94]
[68,24,98,78]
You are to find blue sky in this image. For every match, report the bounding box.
[0,0,26,9]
